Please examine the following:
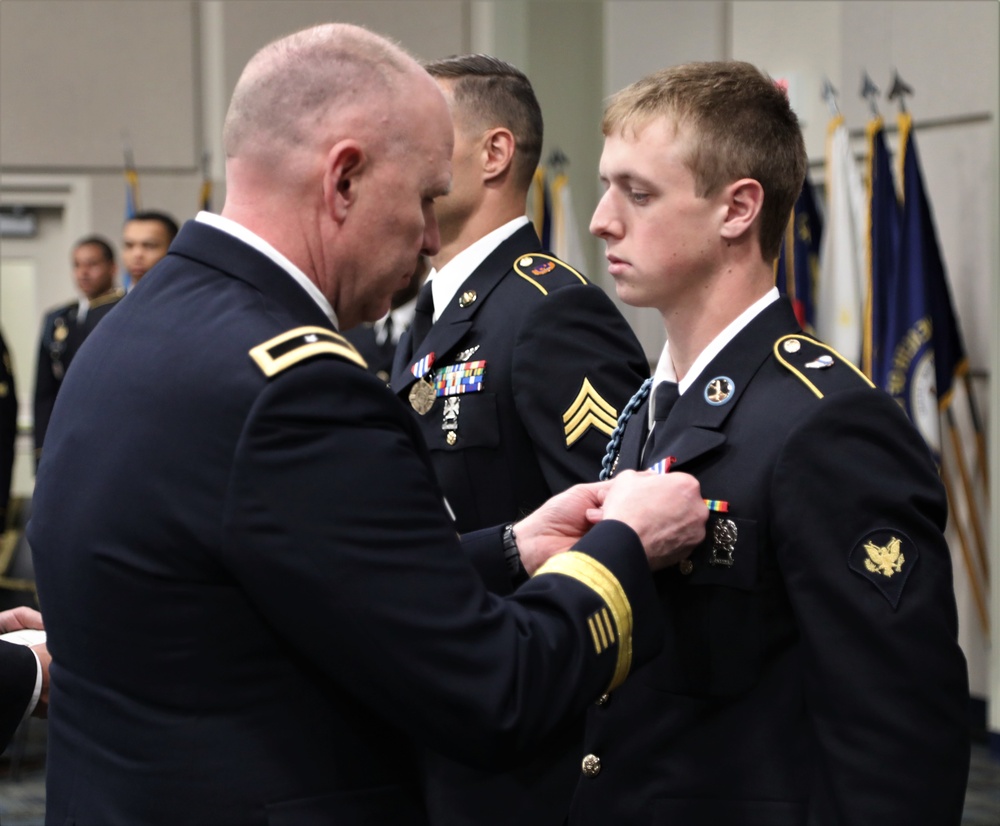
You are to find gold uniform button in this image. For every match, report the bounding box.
[581,754,601,778]
[679,559,694,575]
[595,693,609,706]
[446,432,457,445]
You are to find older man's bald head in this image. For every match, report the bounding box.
[222,23,418,163]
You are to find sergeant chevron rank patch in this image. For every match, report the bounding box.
[563,378,618,447]
[848,529,917,609]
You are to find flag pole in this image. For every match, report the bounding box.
[941,461,990,638]
[963,373,990,492]
[945,406,990,581]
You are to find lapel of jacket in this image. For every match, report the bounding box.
[651,298,801,469]
[616,394,651,473]
[170,221,335,330]
[390,223,542,392]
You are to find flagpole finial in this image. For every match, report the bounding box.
[821,78,840,117]
[546,148,568,169]
[860,71,881,118]
[887,69,914,114]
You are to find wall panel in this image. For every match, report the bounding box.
[0,0,198,169]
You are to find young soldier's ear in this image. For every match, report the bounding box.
[720,178,764,242]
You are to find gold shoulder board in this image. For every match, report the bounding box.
[249,326,367,377]
[89,287,126,309]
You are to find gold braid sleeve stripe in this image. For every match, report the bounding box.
[533,551,633,692]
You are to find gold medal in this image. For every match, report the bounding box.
[409,378,436,415]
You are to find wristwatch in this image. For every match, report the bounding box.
[502,523,521,574]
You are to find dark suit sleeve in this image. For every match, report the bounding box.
[460,524,520,595]
[222,358,662,767]
[0,639,38,748]
[772,388,969,823]
[513,284,648,490]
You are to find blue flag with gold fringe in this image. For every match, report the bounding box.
[892,112,968,452]
[862,118,901,387]
[124,145,140,221]
[775,177,823,332]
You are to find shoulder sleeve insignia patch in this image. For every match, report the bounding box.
[563,378,618,447]
[513,253,588,295]
[249,326,367,377]
[773,334,873,399]
[533,550,632,692]
[848,528,917,609]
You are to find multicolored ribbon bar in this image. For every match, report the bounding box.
[410,352,436,379]
[434,360,486,397]
[649,458,728,511]
[649,456,677,475]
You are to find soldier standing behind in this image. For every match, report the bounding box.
[33,236,123,462]
[121,210,178,289]
[0,328,17,528]
[391,54,649,826]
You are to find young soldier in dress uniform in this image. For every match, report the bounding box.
[577,60,970,825]
[33,235,124,461]
[390,55,649,826]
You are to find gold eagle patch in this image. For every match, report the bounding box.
[863,536,905,577]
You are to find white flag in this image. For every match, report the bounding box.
[816,115,866,364]
[550,171,587,273]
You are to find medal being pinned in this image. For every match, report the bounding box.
[408,352,437,415]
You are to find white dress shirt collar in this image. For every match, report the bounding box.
[427,216,530,322]
[649,287,779,422]
[195,211,338,327]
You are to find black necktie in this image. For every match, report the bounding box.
[376,313,393,347]
[409,282,435,352]
[641,380,679,466]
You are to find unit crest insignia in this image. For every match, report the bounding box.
[704,376,734,406]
